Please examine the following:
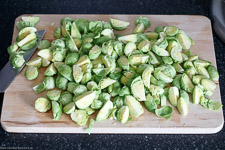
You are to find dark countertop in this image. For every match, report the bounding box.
[0,0,225,149]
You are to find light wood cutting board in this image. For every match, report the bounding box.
[1,15,224,134]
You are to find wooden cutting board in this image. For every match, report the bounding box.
[1,15,224,134]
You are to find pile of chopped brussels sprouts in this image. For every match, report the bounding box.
[11,16,222,132]
[8,16,40,68]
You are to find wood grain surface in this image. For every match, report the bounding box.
[1,15,224,133]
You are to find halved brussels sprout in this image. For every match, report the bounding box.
[55,64,73,81]
[73,85,87,97]
[10,53,25,68]
[172,74,182,89]
[144,94,158,113]
[35,97,51,113]
[21,16,40,25]
[51,39,65,48]
[113,96,124,109]
[180,90,189,104]
[59,91,73,106]
[75,18,89,33]
[145,31,159,40]
[154,25,163,33]
[152,45,169,56]
[71,110,88,126]
[89,45,101,60]
[135,16,150,29]
[46,90,61,101]
[130,76,146,101]
[176,30,192,50]
[124,42,136,56]
[117,106,129,124]
[73,65,83,83]
[192,86,203,104]
[195,65,210,79]
[99,78,116,89]
[208,66,219,82]
[91,99,103,110]
[71,22,81,39]
[66,35,78,52]
[201,79,216,91]
[21,39,37,50]
[44,63,57,76]
[133,23,144,34]
[89,21,103,37]
[118,34,137,43]
[155,106,173,120]
[168,86,179,106]
[164,26,178,36]
[113,41,124,56]
[25,66,38,80]
[26,57,42,68]
[33,82,45,93]
[17,33,36,47]
[8,43,19,55]
[181,73,194,93]
[38,40,51,50]
[17,27,37,42]
[65,53,79,66]
[96,100,113,122]
[74,91,96,109]
[129,54,149,66]
[37,49,53,61]
[63,102,75,114]
[110,18,130,30]
[124,95,144,118]
[101,29,114,39]
[43,76,55,90]
[56,74,68,90]
[170,47,183,62]
[16,21,35,31]
[54,27,61,39]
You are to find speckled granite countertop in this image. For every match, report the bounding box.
[0,0,224,149]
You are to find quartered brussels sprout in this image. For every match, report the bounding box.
[25,66,38,80]
[85,107,95,115]
[93,68,110,77]
[180,90,189,104]
[171,47,183,62]
[188,54,198,61]
[52,101,62,120]
[55,64,73,81]
[192,86,203,104]
[99,78,116,89]
[37,49,53,61]
[38,40,51,50]
[71,110,89,126]
[59,91,73,106]
[16,20,35,31]
[75,55,90,67]
[71,22,81,39]
[117,55,129,70]
[96,100,113,121]
[74,91,96,109]
[56,74,68,90]
[149,85,164,96]
[180,73,194,93]
[44,63,57,76]
[17,26,37,42]
[162,56,173,65]
[195,65,210,79]
[85,118,95,135]
[75,18,89,33]
[73,84,87,97]
[133,23,144,34]
[110,18,130,30]
[8,43,19,55]
[65,53,79,66]
[172,74,182,89]
[117,106,129,124]
[89,21,103,37]
[41,58,51,67]
[26,57,42,68]
[124,95,144,118]
[113,41,124,56]
[46,90,61,101]
[173,63,184,73]
[33,82,45,93]
[118,34,137,43]
[20,39,37,50]
[145,31,159,40]
[119,86,130,96]
[155,106,173,120]
[102,40,113,55]
[208,66,219,82]
[35,97,51,113]
[66,35,78,52]
[160,95,167,106]
[21,16,39,26]
[124,42,136,56]
[152,45,169,56]
[17,32,36,47]
[200,97,222,111]
[99,92,111,103]
[193,59,211,68]
[168,86,179,106]
[43,76,55,90]
[89,45,101,60]
[148,51,160,65]
[138,39,151,53]
[131,76,146,101]
[54,27,61,39]
[81,72,92,84]
[73,65,83,83]
[52,47,67,62]
[91,99,103,110]
[113,96,124,109]
[63,102,76,114]
[51,39,65,48]
[176,30,192,50]
[101,29,114,39]
[129,54,149,66]
[144,94,158,113]
[67,82,78,93]
[10,53,25,68]
[135,16,150,29]
[154,26,163,33]
[201,79,216,91]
